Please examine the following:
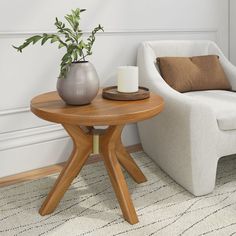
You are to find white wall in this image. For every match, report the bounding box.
[230,0,236,65]
[0,0,229,178]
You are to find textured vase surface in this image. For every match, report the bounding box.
[57,61,99,105]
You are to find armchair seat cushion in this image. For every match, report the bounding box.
[185,90,236,131]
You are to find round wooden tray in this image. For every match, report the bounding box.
[102,86,150,101]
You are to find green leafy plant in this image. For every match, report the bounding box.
[13,8,104,78]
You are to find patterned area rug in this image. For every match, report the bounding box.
[1,151,236,236]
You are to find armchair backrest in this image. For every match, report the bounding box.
[146,40,220,58]
[137,40,236,93]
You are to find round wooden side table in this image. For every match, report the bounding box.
[31,90,164,224]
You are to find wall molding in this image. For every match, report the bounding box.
[0,124,67,151]
[0,122,138,151]
[0,27,218,37]
[0,106,29,116]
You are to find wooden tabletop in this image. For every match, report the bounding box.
[31,90,164,126]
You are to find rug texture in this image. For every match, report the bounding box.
[1,151,236,236]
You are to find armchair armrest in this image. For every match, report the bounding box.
[137,41,221,195]
[220,58,236,91]
[209,42,236,90]
[137,42,218,147]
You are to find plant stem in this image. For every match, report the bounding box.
[82,51,86,61]
[79,54,89,62]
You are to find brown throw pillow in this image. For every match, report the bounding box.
[156,55,231,92]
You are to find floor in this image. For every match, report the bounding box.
[1,151,236,236]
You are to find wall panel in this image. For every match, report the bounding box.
[0,0,229,177]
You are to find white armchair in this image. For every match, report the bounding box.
[137,40,236,196]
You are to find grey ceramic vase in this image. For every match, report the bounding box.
[57,61,99,105]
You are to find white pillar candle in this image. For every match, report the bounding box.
[117,66,139,93]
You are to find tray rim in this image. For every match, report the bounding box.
[102,86,150,101]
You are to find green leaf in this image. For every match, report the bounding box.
[62,53,70,61]
[58,42,65,49]
[41,35,51,45]
[55,17,62,27]
[78,49,83,57]
[65,15,74,29]
[12,45,22,52]
[67,57,72,64]
[85,24,104,56]
[31,35,42,44]
[72,50,78,61]
[76,32,82,40]
[51,36,58,43]
[12,35,42,52]
[63,27,74,35]
[13,8,103,78]
[78,40,86,48]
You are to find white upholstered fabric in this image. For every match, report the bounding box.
[185,90,236,131]
[137,40,236,196]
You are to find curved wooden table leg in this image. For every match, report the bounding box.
[100,125,139,224]
[116,138,147,184]
[39,124,92,216]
